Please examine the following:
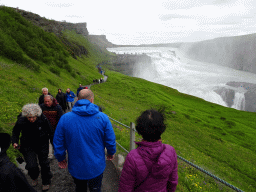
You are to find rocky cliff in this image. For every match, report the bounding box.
[214,82,256,112]
[16,9,89,36]
[87,35,116,48]
[100,54,151,76]
[179,33,256,74]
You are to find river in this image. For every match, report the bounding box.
[107,47,256,111]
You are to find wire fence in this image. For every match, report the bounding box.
[108,116,244,192]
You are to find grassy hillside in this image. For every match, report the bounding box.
[92,71,256,192]
[1,6,256,192]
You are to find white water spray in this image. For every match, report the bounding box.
[231,92,245,110]
[108,47,256,111]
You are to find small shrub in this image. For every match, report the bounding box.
[47,78,57,86]
[231,130,245,136]
[225,120,236,128]
[209,134,223,142]
[184,114,190,119]
[50,66,60,76]
[220,117,226,121]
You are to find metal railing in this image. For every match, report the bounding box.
[109,116,244,192]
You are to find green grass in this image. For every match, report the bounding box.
[0,5,256,192]
[91,70,256,192]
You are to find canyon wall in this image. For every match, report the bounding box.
[179,33,256,74]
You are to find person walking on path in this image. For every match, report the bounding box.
[77,84,83,98]
[53,89,116,192]
[56,89,67,112]
[40,95,63,159]
[40,95,63,132]
[0,133,37,192]
[39,87,53,105]
[118,109,178,192]
[66,88,76,111]
[12,104,54,191]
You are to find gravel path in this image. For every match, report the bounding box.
[18,75,119,191]
[18,155,119,192]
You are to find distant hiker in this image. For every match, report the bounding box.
[100,78,103,83]
[56,89,67,112]
[0,133,37,192]
[38,87,53,105]
[66,88,76,111]
[54,89,116,192]
[118,109,178,192]
[76,84,83,98]
[12,104,54,191]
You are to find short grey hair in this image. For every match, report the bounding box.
[44,95,54,100]
[42,87,48,92]
[22,104,42,117]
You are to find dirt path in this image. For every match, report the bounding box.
[18,75,119,191]
[19,156,119,192]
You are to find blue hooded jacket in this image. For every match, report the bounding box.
[53,99,116,180]
[65,90,76,102]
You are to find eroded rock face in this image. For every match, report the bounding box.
[214,87,235,107]
[17,9,89,36]
[214,82,256,112]
[179,34,256,74]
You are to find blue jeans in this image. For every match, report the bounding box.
[72,173,103,192]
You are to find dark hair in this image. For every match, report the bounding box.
[135,109,166,142]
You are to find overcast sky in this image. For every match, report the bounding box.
[1,0,256,45]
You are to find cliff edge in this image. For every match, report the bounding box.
[179,33,256,74]
[87,35,116,48]
[16,8,89,36]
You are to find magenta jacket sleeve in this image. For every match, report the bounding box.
[118,153,136,192]
[167,150,178,192]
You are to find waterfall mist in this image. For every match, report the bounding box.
[108,47,256,111]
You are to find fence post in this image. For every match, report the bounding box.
[130,122,135,151]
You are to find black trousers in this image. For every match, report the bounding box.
[72,173,103,192]
[22,147,52,185]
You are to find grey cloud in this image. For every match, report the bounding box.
[45,2,74,8]
[159,14,191,21]
[162,0,237,10]
[65,15,84,18]
[212,0,235,5]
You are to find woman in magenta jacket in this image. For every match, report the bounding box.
[118,109,178,192]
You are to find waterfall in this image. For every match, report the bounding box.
[231,92,245,110]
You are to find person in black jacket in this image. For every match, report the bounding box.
[38,87,53,105]
[12,103,54,191]
[56,89,67,112]
[0,133,36,192]
[76,84,83,98]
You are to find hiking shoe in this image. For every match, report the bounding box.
[32,179,38,187]
[42,185,50,191]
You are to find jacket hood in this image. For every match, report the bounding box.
[0,133,11,156]
[136,141,174,179]
[72,99,100,116]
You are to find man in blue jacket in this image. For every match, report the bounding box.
[65,88,76,111]
[53,89,116,192]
